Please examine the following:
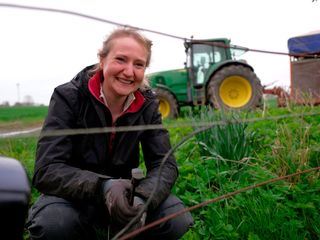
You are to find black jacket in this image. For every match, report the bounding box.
[33,65,178,210]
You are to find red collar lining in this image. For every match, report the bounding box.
[88,71,145,114]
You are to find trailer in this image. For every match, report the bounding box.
[287,31,320,105]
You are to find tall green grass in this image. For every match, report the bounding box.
[193,109,255,162]
[172,106,320,239]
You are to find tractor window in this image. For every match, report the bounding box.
[192,44,212,68]
[185,46,192,68]
[192,44,214,84]
[230,47,247,59]
[214,51,222,62]
[192,43,227,65]
[213,46,227,63]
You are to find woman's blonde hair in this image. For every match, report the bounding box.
[92,27,152,89]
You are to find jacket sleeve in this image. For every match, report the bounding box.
[135,100,178,210]
[32,85,105,203]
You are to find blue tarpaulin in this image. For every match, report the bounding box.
[288,31,320,54]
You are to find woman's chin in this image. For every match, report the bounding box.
[114,85,138,96]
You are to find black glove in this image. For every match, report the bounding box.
[102,179,142,226]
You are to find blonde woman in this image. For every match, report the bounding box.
[26,28,193,239]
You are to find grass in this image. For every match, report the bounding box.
[1,104,320,239]
[0,105,48,122]
[193,109,255,162]
[170,106,320,240]
[0,105,48,131]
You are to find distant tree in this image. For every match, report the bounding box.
[23,95,34,106]
[0,101,10,107]
[14,102,22,106]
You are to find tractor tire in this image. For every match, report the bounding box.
[207,65,262,110]
[154,88,179,119]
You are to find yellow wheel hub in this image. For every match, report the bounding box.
[158,98,171,118]
[219,76,252,108]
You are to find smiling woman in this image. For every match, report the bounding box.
[96,30,152,122]
[26,27,193,240]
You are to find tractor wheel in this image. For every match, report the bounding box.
[154,88,178,119]
[207,65,262,110]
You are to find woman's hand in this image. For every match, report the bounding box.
[102,179,142,226]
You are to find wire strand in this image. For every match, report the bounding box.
[1,111,319,139]
[1,3,317,57]
[119,166,320,240]
[111,111,320,239]
[0,3,187,41]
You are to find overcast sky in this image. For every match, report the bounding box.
[0,0,319,105]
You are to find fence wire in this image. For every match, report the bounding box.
[0,111,319,139]
[1,110,319,239]
[1,3,320,239]
[118,166,320,240]
[1,2,318,58]
[110,111,320,239]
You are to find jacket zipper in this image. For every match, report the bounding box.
[107,97,148,156]
[109,122,116,156]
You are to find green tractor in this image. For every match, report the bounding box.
[148,38,263,118]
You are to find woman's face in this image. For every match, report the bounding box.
[100,37,148,98]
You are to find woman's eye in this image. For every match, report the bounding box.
[135,62,145,68]
[115,57,125,62]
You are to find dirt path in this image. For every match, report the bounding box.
[0,121,43,133]
[0,127,42,138]
[0,121,43,138]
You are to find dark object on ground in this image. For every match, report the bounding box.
[0,156,30,240]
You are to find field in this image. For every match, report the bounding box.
[0,105,47,132]
[0,104,319,240]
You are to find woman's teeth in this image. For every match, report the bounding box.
[117,78,133,84]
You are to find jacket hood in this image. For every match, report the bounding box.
[70,64,97,96]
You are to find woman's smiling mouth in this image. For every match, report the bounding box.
[116,77,134,85]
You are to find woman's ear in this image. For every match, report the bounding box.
[99,59,104,69]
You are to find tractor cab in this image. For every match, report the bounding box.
[184,39,231,88]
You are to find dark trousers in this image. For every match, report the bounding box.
[26,194,193,240]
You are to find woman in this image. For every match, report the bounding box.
[26,28,193,239]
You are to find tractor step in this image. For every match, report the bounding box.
[193,87,206,105]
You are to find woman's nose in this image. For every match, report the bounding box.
[123,63,134,77]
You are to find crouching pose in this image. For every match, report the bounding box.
[26,28,193,239]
